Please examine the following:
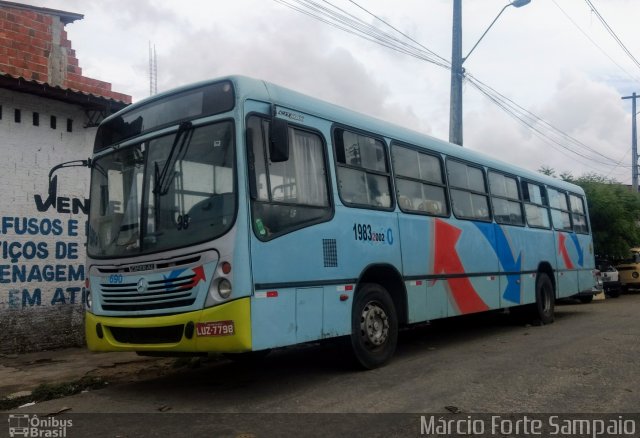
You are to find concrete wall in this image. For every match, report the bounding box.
[0,88,94,353]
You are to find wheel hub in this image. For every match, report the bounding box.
[360,301,389,347]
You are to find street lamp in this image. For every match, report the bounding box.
[449,0,531,146]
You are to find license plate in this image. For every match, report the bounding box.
[196,320,234,337]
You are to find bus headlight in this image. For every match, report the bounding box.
[85,290,92,310]
[633,272,639,279]
[218,279,232,299]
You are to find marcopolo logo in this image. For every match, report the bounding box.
[8,414,72,437]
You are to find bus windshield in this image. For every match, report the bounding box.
[88,120,235,258]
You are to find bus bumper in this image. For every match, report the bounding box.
[85,298,252,353]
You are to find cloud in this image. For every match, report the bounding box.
[12,0,634,183]
[466,70,631,181]
[156,13,429,133]
[15,0,429,133]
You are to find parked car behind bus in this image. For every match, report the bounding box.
[616,248,640,293]
[596,258,621,298]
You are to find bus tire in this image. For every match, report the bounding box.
[350,283,398,369]
[533,273,555,324]
[606,289,621,298]
[578,295,594,304]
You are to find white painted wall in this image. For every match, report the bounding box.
[0,88,95,353]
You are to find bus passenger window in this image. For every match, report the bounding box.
[489,171,523,226]
[335,129,392,209]
[548,188,572,231]
[522,182,550,228]
[569,194,589,234]
[392,144,448,216]
[446,159,490,221]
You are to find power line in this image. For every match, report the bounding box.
[604,148,631,179]
[552,0,640,84]
[346,0,450,66]
[466,72,625,167]
[466,75,627,172]
[273,0,625,172]
[584,0,640,72]
[274,0,450,69]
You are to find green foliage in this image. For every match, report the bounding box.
[559,171,574,182]
[538,166,556,177]
[536,166,574,183]
[574,178,640,258]
[538,168,640,258]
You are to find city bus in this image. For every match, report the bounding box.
[81,75,596,369]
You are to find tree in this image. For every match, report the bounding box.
[574,176,640,258]
[559,171,574,182]
[538,166,555,177]
[538,168,640,258]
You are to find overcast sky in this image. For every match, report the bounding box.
[19,0,640,183]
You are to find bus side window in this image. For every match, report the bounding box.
[446,159,490,221]
[548,188,572,231]
[569,193,589,234]
[488,171,523,226]
[334,128,392,209]
[392,143,448,216]
[522,181,550,229]
[247,115,331,240]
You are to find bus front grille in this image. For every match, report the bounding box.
[99,272,199,311]
[108,325,185,344]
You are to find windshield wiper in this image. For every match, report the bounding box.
[153,121,193,196]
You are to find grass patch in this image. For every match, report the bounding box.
[0,376,106,411]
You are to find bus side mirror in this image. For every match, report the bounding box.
[269,118,289,162]
[47,158,92,197]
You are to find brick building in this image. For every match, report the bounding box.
[0,1,131,353]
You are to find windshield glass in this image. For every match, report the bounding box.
[88,121,235,258]
[94,80,235,152]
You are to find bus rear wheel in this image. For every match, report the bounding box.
[349,283,398,369]
[533,273,555,324]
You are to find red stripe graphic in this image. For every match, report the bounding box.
[183,266,206,290]
[558,234,574,269]
[433,219,489,314]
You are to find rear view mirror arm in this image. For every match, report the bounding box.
[47,158,92,196]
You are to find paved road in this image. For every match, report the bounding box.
[8,294,640,436]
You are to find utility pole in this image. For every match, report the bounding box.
[448,0,530,147]
[622,93,639,192]
[449,0,463,146]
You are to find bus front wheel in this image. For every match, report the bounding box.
[350,283,398,369]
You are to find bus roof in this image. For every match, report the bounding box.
[104,75,585,195]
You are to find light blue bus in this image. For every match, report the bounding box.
[83,76,596,368]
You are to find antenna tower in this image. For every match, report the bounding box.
[149,42,158,96]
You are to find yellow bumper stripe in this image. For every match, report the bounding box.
[85,298,252,353]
